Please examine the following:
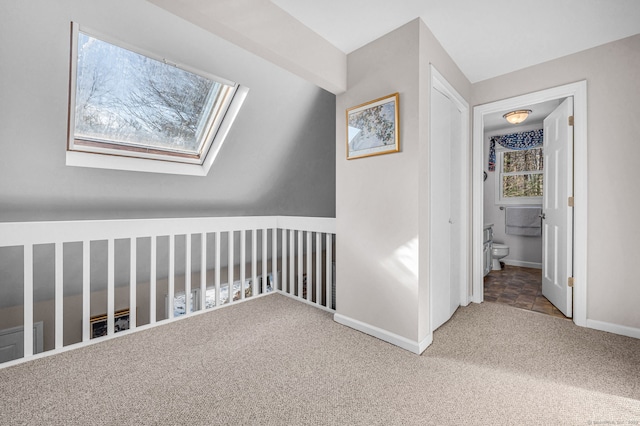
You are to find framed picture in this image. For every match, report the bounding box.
[346,93,399,159]
[90,308,130,338]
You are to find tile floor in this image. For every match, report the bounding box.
[484,264,568,319]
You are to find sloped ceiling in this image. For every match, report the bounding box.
[150,0,640,90]
[147,0,347,93]
[272,0,640,83]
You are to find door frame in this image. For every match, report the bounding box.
[471,81,587,327]
[430,65,470,334]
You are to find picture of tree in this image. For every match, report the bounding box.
[348,103,395,149]
[346,93,399,159]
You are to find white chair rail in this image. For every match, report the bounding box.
[0,216,335,367]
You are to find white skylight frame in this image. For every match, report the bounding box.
[66,23,249,176]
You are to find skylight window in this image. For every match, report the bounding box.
[67,24,248,175]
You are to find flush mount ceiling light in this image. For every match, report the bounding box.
[503,109,532,124]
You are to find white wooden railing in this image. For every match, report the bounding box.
[0,216,335,367]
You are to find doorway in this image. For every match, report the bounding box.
[481,96,572,318]
[471,81,588,327]
[483,265,566,318]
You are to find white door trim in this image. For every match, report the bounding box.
[472,81,587,327]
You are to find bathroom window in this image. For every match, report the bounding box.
[495,147,543,205]
[67,23,248,176]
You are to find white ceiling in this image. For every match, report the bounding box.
[271,0,640,83]
[483,99,561,132]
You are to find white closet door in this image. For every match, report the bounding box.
[430,88,454,331]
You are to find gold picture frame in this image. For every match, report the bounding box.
[90,308,130,338]
[346,93,399,159]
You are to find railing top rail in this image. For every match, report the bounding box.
[0,216,335,247]
[276,216,335,234]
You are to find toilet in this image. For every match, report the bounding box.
[491,243,509,270]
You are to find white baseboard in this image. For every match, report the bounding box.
[586,319,640,340]
[504,259,542,269]
[418,333,433,354]
[333,313,432,354]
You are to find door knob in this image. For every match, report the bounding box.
[539,213,546,220]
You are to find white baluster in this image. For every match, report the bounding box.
[289,230,295,296]
[130,238,137,330]
[297,231,303,298]
[262,228,268,294]
[272,227,278,291]
[82,241,90,341]
[282,229,287,293]
[326,234,333,310]
[168,236,175,319]
[215,232,221,306]
[251,229,258,296]
[306,231,312,302]
[23,244,33,357]
[185,234,191,314]
[252,229,257,297]
[107,239,115,334]
[240,230,246,300]
[150,237,157,324]
[316,233,322,306]
[200,233,207,311]
[55,242,63,349]
[228,231,234,304]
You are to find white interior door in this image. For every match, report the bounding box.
[542,97,574,317]
[430,86,463,331]
[0,322,43,363]
[449,98,463,315]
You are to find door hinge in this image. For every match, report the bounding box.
[568,116,574,126]
[568,196,574,207]
[568,277,574,287]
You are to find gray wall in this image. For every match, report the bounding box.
[473,33,640,329]
[0,0,335,222]
[335,19,471,346]
[336,21,421,343]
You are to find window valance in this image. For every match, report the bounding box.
[488,129,543,171]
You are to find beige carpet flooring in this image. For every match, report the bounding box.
[1,294,639,425]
